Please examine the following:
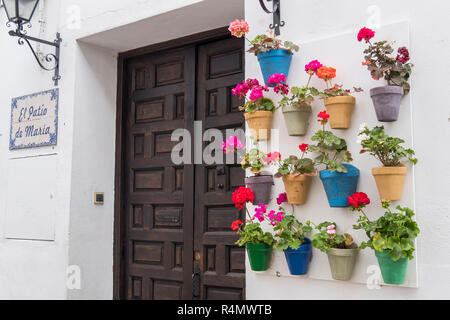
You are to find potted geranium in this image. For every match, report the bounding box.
[312,222,358,281]
[357,27,413,122]
[232,78,276,141]
[350,193,420,285]
[223,136,274,204]
[272,200,313,275]
[231,187,274,271]
[309,111,360,207]
[316,65,363,129]
[266,144,317,205]
[276,61,321,136]
[358,124,418,201]
[228,19,299,86]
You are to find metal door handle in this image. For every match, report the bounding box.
[192,271,200,297]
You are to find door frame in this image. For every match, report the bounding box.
[113,26,234,300]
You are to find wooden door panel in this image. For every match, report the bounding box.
[123,46,195,300]
[120,35,245,300]
[195,37,246,300]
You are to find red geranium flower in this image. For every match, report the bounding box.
[348,192,371,209]
[232,187,254,210]
[357,27,375,42]
[317,110,330,124]
[231,220,243,231]
[299,143,309,152]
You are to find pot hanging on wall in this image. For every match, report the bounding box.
[257,49,293,87]
[282,174,314,205]
[327,246,359,281]
[283,238,313,276]
[282,103,312,136]
[372,166,407,201]
[245,175,274,205]
[244,111,273,141]
[375,250,409,285]
[324,95,355,129]
[319,164,360,207]
[370,86,404,122]
[246,243,273,271]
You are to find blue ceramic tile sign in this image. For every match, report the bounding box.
[10,89,59,150]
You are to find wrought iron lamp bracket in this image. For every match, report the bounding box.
[259,0,284,36]
[7,21,61,86]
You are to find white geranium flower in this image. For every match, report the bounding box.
[359,122,368,132]
[357,133,370,145]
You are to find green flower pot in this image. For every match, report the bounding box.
[246,243,273,271]
[327,246,358,281]
[281,103,312,136]
[375,250,409,285]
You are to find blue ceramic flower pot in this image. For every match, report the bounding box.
[283,238,312,275]
[257,49,293,87]
[319,164,360,207]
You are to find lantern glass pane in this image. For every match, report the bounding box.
[3,0,18,21]
[18,0,39,21]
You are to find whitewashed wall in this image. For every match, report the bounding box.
[0,0,449,300]
[245,0,450,299]
[0,0,244,299]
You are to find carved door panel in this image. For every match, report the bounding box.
[194,37,246,300]
[123,46,195,300]
[121,36,245,300]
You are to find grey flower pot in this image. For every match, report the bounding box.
[282,103,312,136]
[327,246,359,281]
[245,175,274,205]
[370,86,404,122]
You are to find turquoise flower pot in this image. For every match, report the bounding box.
[257,49,293,87]
[319,164,360,207]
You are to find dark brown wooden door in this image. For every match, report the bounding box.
[194,38,246,300]
[120,35,244,300]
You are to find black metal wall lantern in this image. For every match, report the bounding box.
[2,0,61,86]
[259,0,284,36]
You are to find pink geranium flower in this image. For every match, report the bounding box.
[305,60,323,74]
[265,152,281,164]
[268,73,287,85]
[249,87,264,101]
[327,224,336,235]
[222,136,245,154]
[253,204,267,222]
[228,19,249,38]
[276,192,288,205]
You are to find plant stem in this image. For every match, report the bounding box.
[245,207,252,220]
[306,74,313,88]
[359,209,371,222]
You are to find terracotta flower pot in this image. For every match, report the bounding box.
[282,174,314,205]
[282,103,312,136]
[244,111,273,141]
[370,86,404,122]
[324,95,355,129]
[245,175,274,205]
[327,246,359,281]
[372,166,407,201]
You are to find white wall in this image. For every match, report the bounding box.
[1,0,448,300]
[245,0,450,299]
[0,0,243,300]
[0,0,69,299]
